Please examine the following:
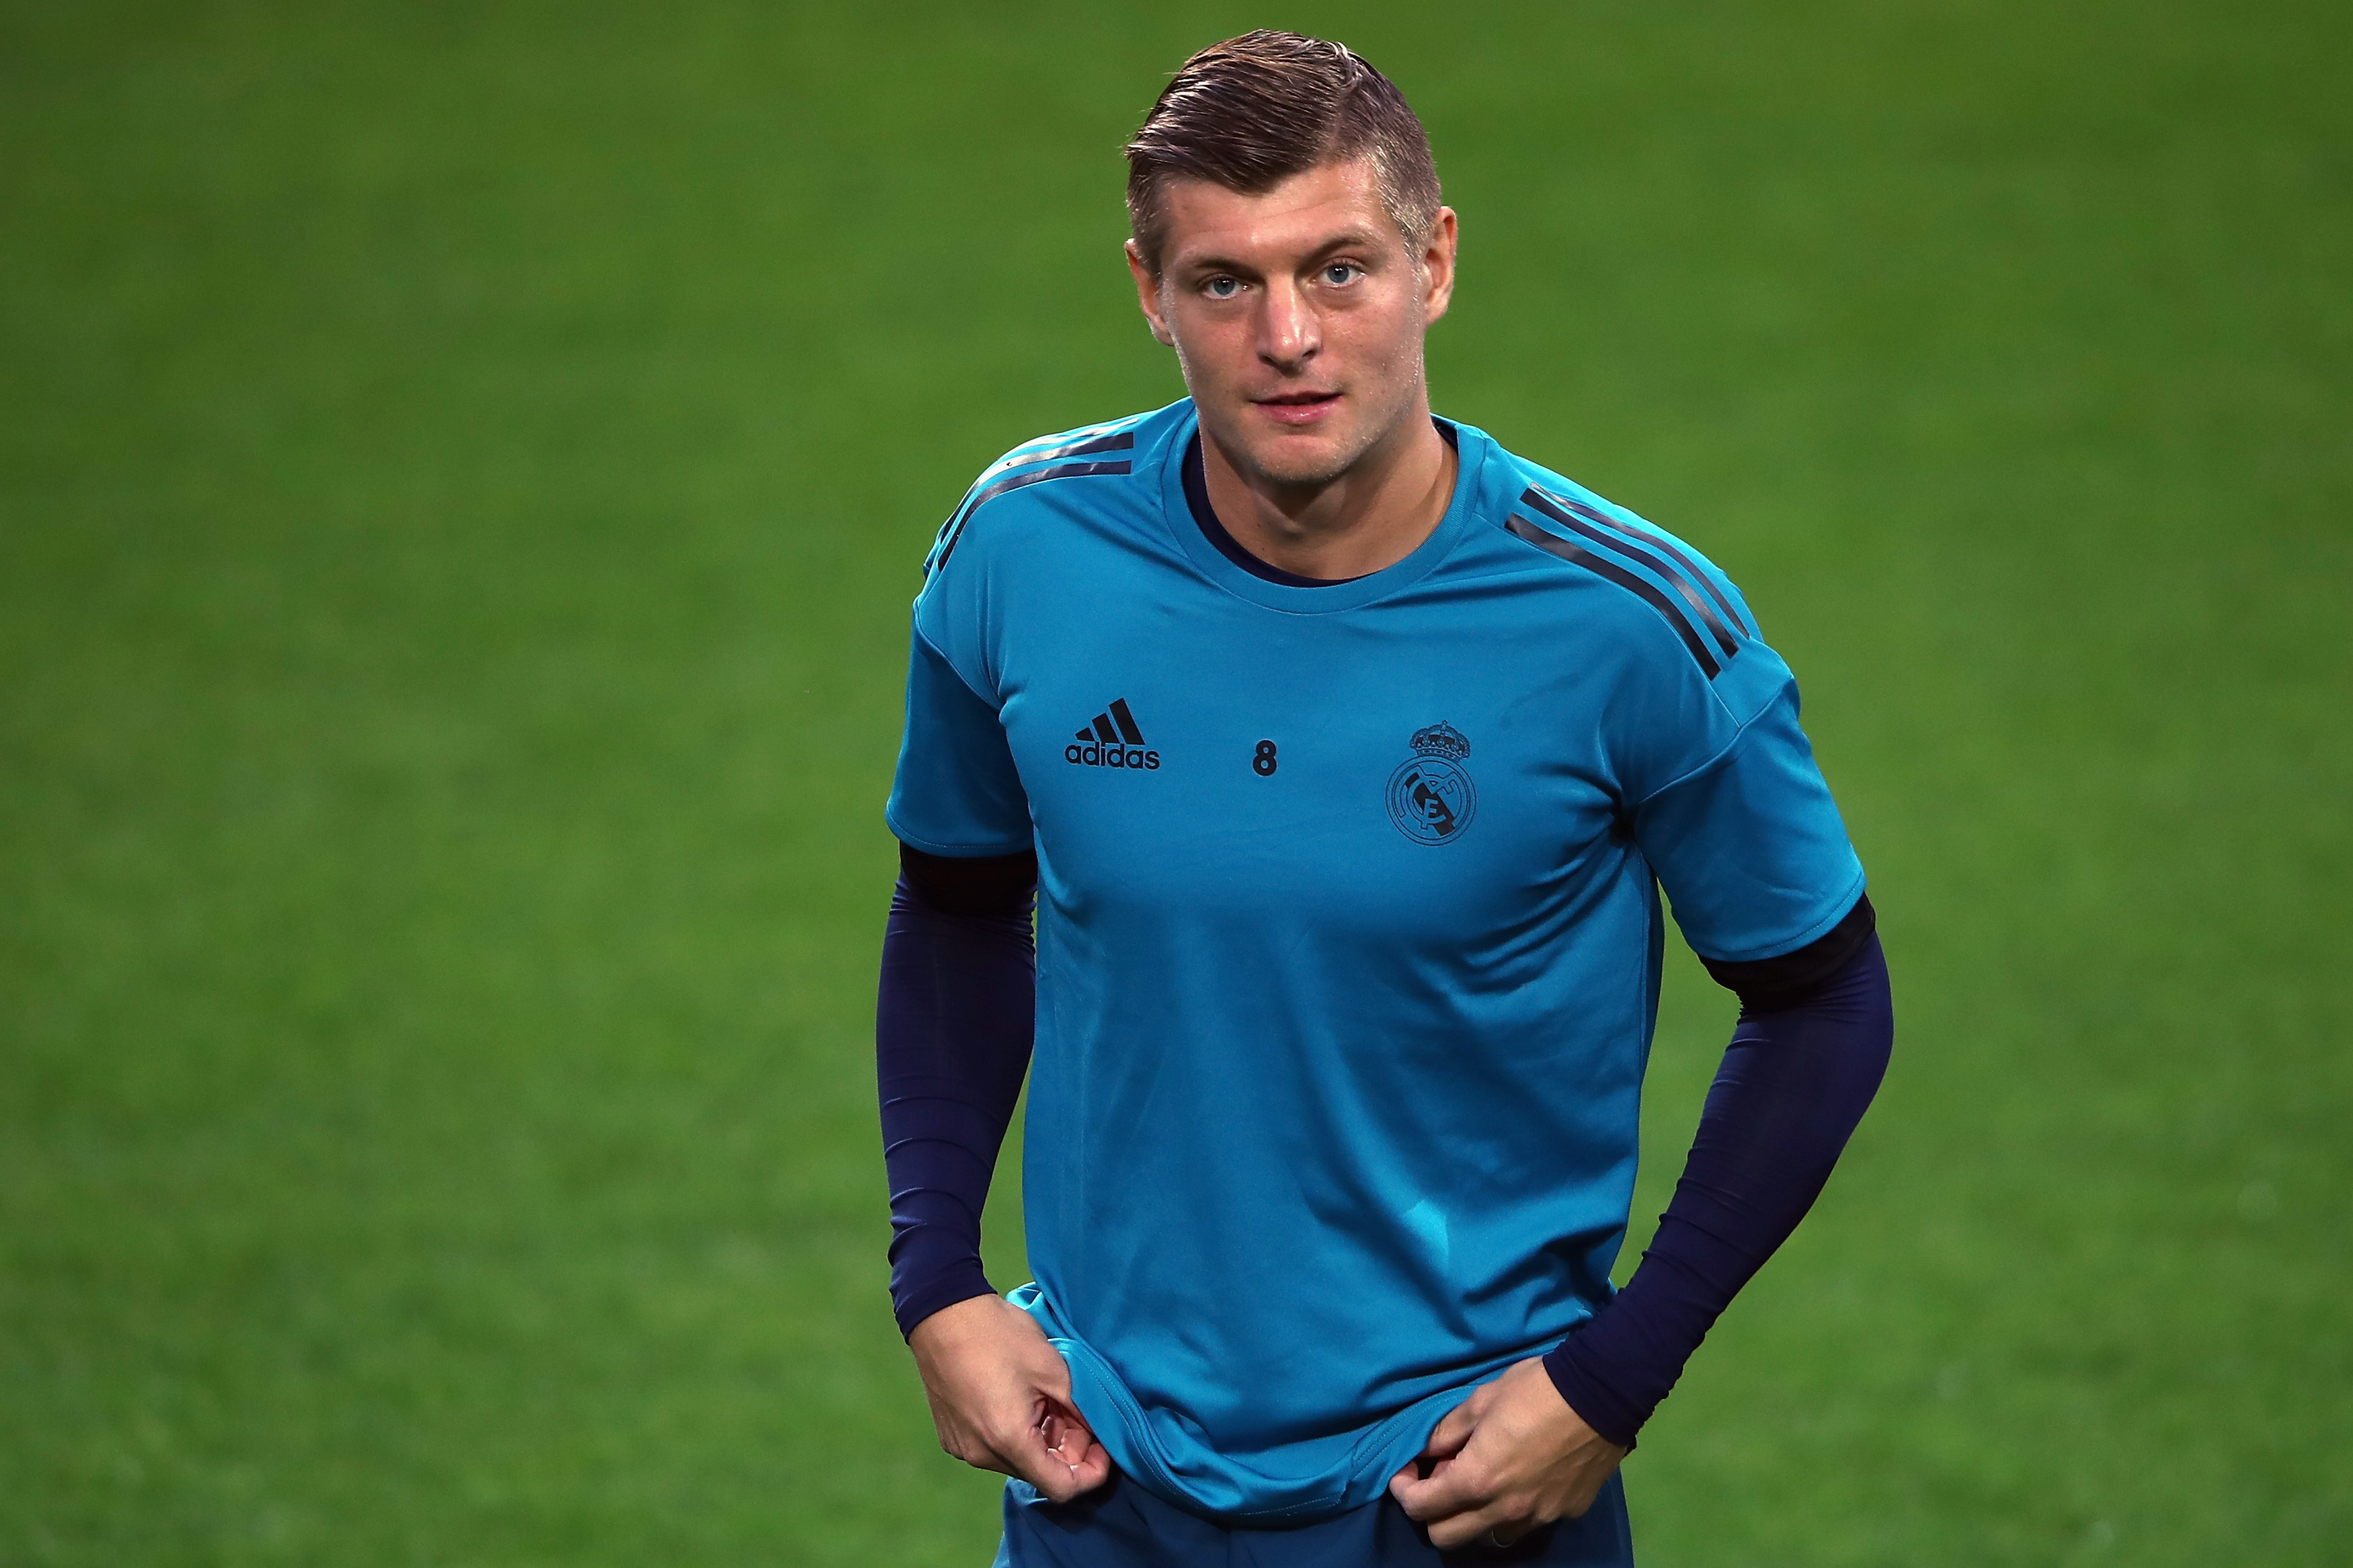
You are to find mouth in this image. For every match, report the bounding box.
[1250,390,1343,427]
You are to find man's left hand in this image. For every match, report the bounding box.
[1387,1356,1628,1551]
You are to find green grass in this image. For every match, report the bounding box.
[2,1,2347,1562]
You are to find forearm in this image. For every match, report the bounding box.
[1544,917,1893,1446]
[877,845,1039,1337]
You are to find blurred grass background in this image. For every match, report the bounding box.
[2,0,2347,1562]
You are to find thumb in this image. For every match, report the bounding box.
[1421,1397,1478,1460]
[1389,1395,1479,1505]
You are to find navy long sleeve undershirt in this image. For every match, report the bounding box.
[1541,923,1892,1447]
[877,848,1037,1337]
[876,844,1892,1449]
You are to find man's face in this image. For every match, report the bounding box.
[1127,161,1456,489]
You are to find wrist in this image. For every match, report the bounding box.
[898,1268,1001,1343]
[1542,1338,1642,1452]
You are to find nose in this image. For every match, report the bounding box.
[1256,276,1320,374]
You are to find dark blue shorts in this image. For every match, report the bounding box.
[994,1471,1634,1568]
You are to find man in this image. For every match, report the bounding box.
[877,31,1892,1566]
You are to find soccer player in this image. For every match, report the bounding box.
[877,31,1893,1567]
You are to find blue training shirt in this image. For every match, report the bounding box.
[885,399,1865,1524]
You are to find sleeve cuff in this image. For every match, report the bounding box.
[1542,1336,1645,1451]
[893,1261,1000,1342]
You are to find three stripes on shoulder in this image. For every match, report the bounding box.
[927,429,1138,575]
[1505,487,1751,679]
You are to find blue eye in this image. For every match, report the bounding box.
[1322,263,1361,286]
[1203,277,1242,300]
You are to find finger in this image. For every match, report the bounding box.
[1041,1409,1098,1467]
[1389,1456,1490,1524]
[1039,1394,1090,1438]
[1023,1444,1112,1501]
[1419,1399,1478,1460]
[1009,1409,1104,1503]
[1388,1450,1459,1509]
[1049,1411,1109,1494]
[1016,1440,1088,1503]
[1425,1497,1525,1553]
[1039,1395,1103,1464]
[1066,1441,1114,1493]
[1394,1397,1488,1516]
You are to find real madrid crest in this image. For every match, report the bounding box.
[1386,722,1477,845]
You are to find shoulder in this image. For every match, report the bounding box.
[1462,429,1787,722]
[920,403,1186,579]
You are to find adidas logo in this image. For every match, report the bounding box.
[1065,698,1161,771]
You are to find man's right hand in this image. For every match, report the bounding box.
[907,1294,1113,1502]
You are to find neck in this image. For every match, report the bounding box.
[1199,398,1458,581]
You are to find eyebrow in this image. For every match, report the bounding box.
[1176,231,1384,276]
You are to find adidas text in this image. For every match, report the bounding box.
[1068,698,1158,770]
[1066,742,1160,770]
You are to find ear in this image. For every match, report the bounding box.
[1419,207,1460,326]
[1125,239,1176,347]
